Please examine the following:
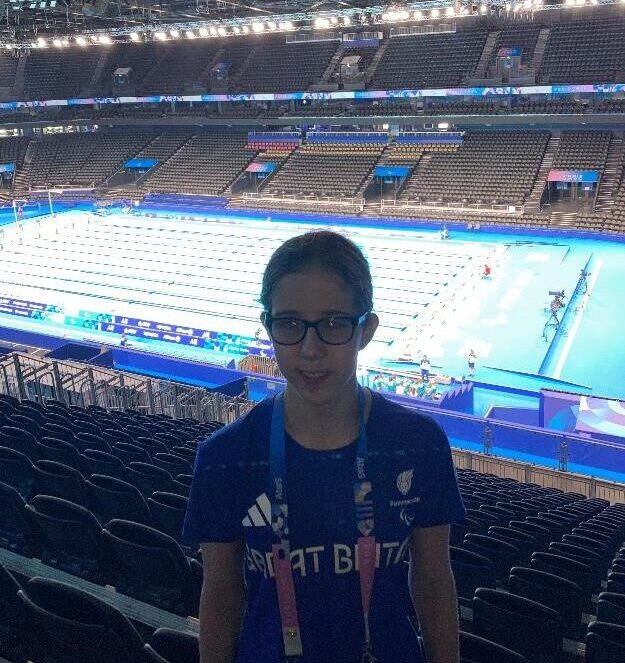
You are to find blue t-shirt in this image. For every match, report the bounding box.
[183,392,465,663]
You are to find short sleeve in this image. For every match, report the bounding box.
[182,432,242,545]
[417,419,466,528]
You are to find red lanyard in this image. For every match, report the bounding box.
[268,389,377,661]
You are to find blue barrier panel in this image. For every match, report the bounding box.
[0,163,15,172]
[374,166,411,178]
[125,158,158,169]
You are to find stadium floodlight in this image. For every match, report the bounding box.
[52,38,62,47]
[445,6,454,16]
[129,31,140,41]
[198,26,209,37]
[329,16,338,24]
[209,26,217,36]
[342,16,351,26]
[90,35,99,42]
[186,30,196,38]
[430,8,440,17]
[479,4,488,13]
[169,29,179,38]
[314,17,330,28]
[252,21,264,32]
[242,25,250,33]
[564,0,574,5]
[99,35,112,44]
[413,10,423,19]
[37,37,47,47]
[217,26,227,36]
[154,31,167,40]
[266,21,276,30]
[76,36,87,45]
[4,44,13,50]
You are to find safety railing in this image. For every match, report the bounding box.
[0,352,254,426]
[380,198,524,215]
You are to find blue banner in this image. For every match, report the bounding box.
[374,166,411,178]
[547,169,600,183]
[124,158,158,169]
[0,163,15,172]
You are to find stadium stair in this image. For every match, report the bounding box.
[84,50,110,97]
[595,133,625,213]
[524,134,560,213]
[317,44,345,86]
[12,56,26,102]
[532,28,551,80]
[364,39,389,85]
[197,47,226,91]
[472,30,501,80]
[229,46,262,90]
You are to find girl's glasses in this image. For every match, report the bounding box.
[265,313,369,346]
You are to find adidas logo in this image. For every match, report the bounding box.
[242,493,272,527]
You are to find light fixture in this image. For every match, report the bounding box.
[232,26,240,34]
[479,4,488,13]
[169,29,180,38]
[129,32,140,42]
[61,39,69,47]
[242,25,250,34]
[564,0,574,5]
[4,44,13,50]
[413,10,423,19]
[209,26,217,36]
[266,21,276,31]
[199,27,209,37]
[99,35,112,44]
[185,30,195,39]
[53,38,62,48]
[154,31,167,40]
[343,16,351,26]
[90,35,99,42]
[445,6,455,16]
[76,36,87,46]
[314,17,330,28]
[252,21,264,32]
[431,8,440,18]
[217,26,227,36]
[330,16,338,24]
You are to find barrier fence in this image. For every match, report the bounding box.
[0,352,254,425]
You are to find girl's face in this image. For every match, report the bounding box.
[263,265,378,408]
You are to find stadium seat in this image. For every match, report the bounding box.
[0,562,29,662]
[530,551,594,611]
[148,491,188,540]
[463,533,521,583]
[459,631,528,663]
[25,494,105,583]
[585,621,625,662]
[102,519,202,617]
[0,480,39,556]
[450,545,496,607]
[17,577,146,663]
[473,588,563,663]
[596,592,625,627]
[0,445,36,498]
[37,436,84,472]
[32,459,88,505]
[86,474,152,526]
[111,442,153,466]
[81,448,128,481]
[0,425,40,460]
[152,452,192,476]
[143,627,200,663]
[508,566,584,638]
[126,461,174,499]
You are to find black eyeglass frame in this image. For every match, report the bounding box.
[263,312,370,346]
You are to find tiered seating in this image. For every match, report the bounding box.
[369,29,488,90]
[142,42,221,93]
[246,131,300,158]
[133,130,194,163]
[552,131,611,170]
[0,136,30,166]
[99,43,162,94]
[489,24,542,67]
[22,50,101,100]
[142,132,255,194]
[262,139,384,199]
[234,37,340,92]
[208,41,254,90]
[19,131,154,190]
[539,17,625,83]
[399,131,550,207]
[453,467,625,662]
[0,394,217,620]
[0,53,18,88]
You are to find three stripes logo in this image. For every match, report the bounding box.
[242,493,272,528]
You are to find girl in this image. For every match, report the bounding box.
[183,230,464,663]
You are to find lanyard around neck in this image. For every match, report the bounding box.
[268,387,377,661]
